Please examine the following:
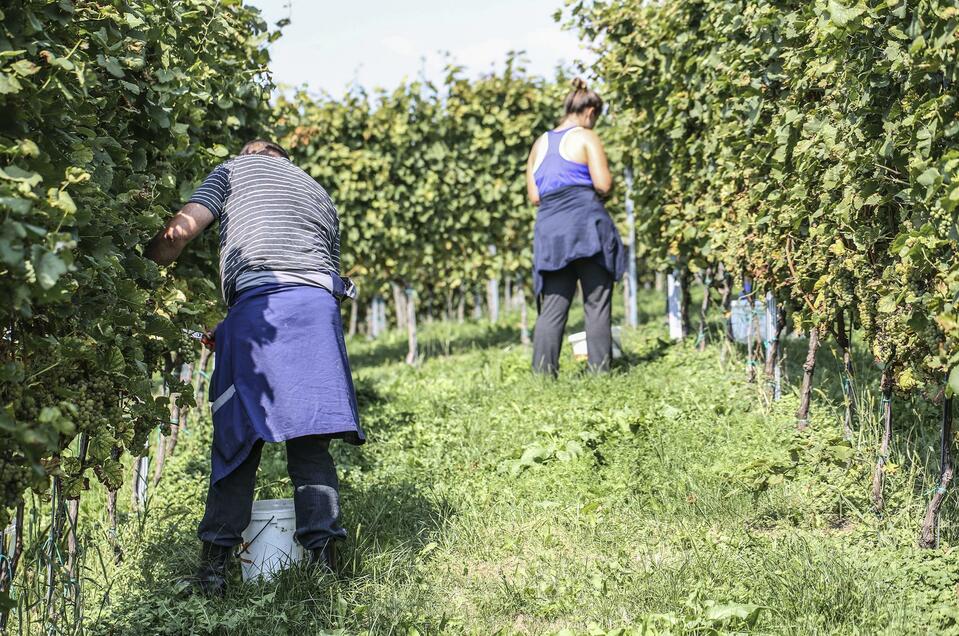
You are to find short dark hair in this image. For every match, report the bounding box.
[563,78,603,117]
[240,138,290,159]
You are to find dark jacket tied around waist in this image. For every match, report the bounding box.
[532,185,627,297]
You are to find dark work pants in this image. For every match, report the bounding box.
[533,257,614,375]
[197,435,346,550]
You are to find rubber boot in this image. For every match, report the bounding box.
[308,540,336,574]
[182,541,233,597]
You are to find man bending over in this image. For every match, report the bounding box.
[145,139,364,595]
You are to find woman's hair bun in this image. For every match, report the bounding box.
[563,78,603,116]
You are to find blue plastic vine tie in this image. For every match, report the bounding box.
[926,484,948,496]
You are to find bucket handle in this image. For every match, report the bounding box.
[235,514,276,562]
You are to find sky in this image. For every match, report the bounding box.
[248,0,595,95]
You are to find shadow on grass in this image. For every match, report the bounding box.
[614,336,673,371]
[87,368,452,634]
[88,475,452,635]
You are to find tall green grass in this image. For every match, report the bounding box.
[7,289,958,634]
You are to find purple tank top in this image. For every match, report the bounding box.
[533,127,594,197]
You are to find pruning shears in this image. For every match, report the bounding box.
[182,328,215,351]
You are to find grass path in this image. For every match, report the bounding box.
[85,302,959,634]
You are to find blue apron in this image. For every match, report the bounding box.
[209,283,364,484]
[532,185,626,297]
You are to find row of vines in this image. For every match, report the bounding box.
[275,61,578,356]
[570,0,959,544]
[0,0,277,624]
[10,0,957,628]
[0,1,588,627]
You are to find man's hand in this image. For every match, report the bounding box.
[201,329,215,351]
[182,327,217,351]
[145,203,215,265]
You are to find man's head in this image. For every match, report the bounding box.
[240,139,290,159]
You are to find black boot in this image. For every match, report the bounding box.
[308,540,336,574]
[182,541,233,597]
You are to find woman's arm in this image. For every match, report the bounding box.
[526,137,544,205]
[582,130,612,196]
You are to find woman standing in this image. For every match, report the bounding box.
[527,79,626,375]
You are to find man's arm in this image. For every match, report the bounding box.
[144,203,215,265]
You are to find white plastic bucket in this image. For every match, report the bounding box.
[238,498,304,582]
[568,326,622,361]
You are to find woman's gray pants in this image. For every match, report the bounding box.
[197,435,345,550]
[532,257,613,375]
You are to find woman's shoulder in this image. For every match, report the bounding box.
[530,131,548,153]
[565,126,600,141]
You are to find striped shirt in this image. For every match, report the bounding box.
[188,154,341,304]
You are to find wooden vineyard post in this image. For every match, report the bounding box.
[131,454,149,512]
[348,300,359,337]
[155,362,189,485]
[719,266,735,363]
[745,287,760,384]
[519,283,531,346]
[165,362,192,458]
[457,289,465,324]
[625,167,638,328]
[835,310,857,440]
[872,366,895,511]
[487,245,500,324]
[695,269,711,352]
[0,501,25,630]
[45,473,64,621]
[66,433,89,586]
[368,296,386,338]
[763,294,785,400]
[920,385,953,548]
[152,385,169,488]
[405,287,418,365]
[667,269,685,340]
[473,290,483,320]
[367,298,376,338]
[377,296,386,336]
[392,283,408,331]
[444,288,454,322]
[194,347,211,411]
[795,326,821,429]
[151,357,176,487]
[105,446,123,564]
